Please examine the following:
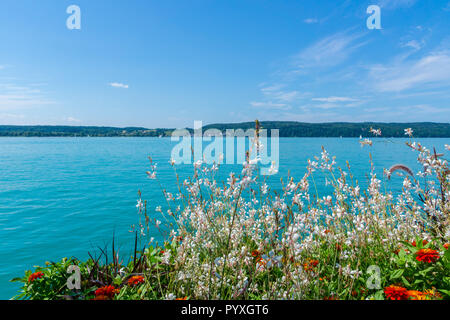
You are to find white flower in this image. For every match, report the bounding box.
[370,128,381,136]
[166,293,176,300]
[194,160,203,168]
[445,226,450,240]
[268,161,278,175]
[404,128,413,137]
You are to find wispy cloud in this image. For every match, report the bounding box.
[66,116,81,123]
[109,82,129,89]
[369,51,450,92]
[312,96,358,103]
[401,39,423,51]
[0,113,25,120]
[261,85,303,102]
[379,0,417,9]
[0,83,55,110]
[444,2,450,11]
[250,101,290,110]
[294,31,368,68]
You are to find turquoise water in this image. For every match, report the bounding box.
[0,137,448,299]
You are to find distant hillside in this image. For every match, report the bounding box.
[203,122,450,138]
[0,122,449,137]
[0,126,172,137]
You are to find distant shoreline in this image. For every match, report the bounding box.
[1,121,449,137]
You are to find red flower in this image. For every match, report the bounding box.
[28,271,44,283]
[444,243,449,250]
[415,249,440,263]
[94,285,119,299]
[251,250,261,258]
[128,275,145,286]
[384,285,409,300]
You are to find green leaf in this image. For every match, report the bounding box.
[438,289,450,297]
[390,269,404,279]
[401,276,410,287]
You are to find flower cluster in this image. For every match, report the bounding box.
[128,275,145,286]
[28,272,44,283]
[93,285,120,300]
[415,249,440,263]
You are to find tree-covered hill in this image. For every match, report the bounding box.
[0,122,449,137]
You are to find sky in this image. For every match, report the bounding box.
[0,0,449,128]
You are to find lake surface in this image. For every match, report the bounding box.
[0,137,448,299]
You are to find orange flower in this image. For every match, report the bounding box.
[94,285,119,299]
[303,259,319,272]
[175,296,188,300]
[444,243,449,250]
[128,275,145,286]
[384,285,409,300]
[28,271,44,283]
[407,290,428,300]
[415,248,440,263]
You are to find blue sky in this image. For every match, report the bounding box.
[0,0,449,128]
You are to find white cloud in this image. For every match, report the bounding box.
[369,51,450,92]
[250,101,290,110]
[312,96,357,103]
[303,18,318,24]
[109,82,129,89]
[66,116,81,123]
